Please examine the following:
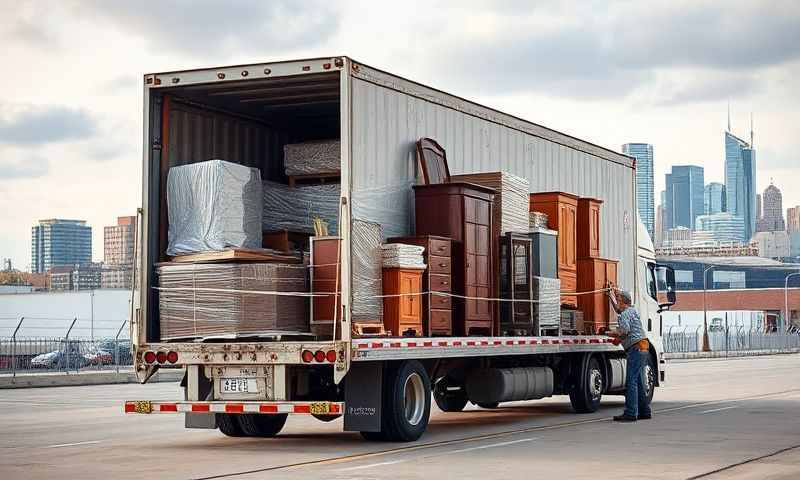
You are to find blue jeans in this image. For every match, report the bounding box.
[624,347,651,418]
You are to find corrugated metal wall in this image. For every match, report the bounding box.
[350,78,636,289]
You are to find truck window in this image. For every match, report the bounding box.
[646,263,657,301]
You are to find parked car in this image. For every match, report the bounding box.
[30,351,60,368]
[29,348,87,370]
[84,349,113,365]
[97,340,132,364]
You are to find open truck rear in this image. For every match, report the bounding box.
[128,56,676,441]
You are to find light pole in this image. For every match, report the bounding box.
[785,272,800,331]
[702,265,715,352]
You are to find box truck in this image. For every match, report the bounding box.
[126,56,677,441]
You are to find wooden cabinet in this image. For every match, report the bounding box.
[382,268,424,336]
[530,192,579,307]
[388,236,453,336]
[577,198,602,258]
[413,183,495,336]
[577,257,618,334]
[310,237,341,337]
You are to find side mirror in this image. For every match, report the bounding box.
[655,264,676,311]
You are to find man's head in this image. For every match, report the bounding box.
[615,289,633,309]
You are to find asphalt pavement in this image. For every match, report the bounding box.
[1,354,798,480]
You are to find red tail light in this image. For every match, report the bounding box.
[326,350,337,363]
[314,350,326,362]
[301,350,314,363]
[143,351,156,364]
[166,351,178,364]
[156,351,167,364]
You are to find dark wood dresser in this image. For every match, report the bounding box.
[412,183,495,336]
[388,235,453,336]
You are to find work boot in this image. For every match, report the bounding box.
[613,414,637,422]
[638,413,652,420]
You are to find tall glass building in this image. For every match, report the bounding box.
[665,165,705,230]
[695,212,745,243]
[31,219,92,273]
[704,182,726,215]
[622,143,655,241]
[725,131,756,240]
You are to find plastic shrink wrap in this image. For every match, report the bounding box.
[381,244,426,268]
[157,262,309,340]
[451,172,530,234]
[284,139,341,176]
[167,160,263,256]
[533,276,561,330]
[262,181,340,234]
[351,220,384,323]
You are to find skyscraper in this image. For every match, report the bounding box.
[102,216,137,289]
[756,194,762,222]
[704,182,726,215]
[665,165,704,231]
[31,219,92,273]
[787,206,800,234]
[725,125,756,240]
[622,143,655,240]
[757,183,785,232]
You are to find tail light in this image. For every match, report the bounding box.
[156,351,167,364]
[314,350,326,362]
[301,350,314,363]
[143,351,156,364]
[166,351,178,364]
[326,350,337,363]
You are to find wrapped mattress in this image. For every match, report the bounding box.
[157,262,309,340]
[284,139,341,176]
[262,181,340,235]
[167,160,263,256]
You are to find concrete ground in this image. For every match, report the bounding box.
[0,355,798,480]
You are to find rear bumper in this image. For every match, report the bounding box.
[124,400,343,415]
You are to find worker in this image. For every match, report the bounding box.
[607,288,651,422]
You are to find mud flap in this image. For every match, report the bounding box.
[343,362,382,432]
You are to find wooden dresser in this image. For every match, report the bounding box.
[577,257,618,334]
[381,267,425,336]
[413,183,495,336]
[309,236,341,337]
[388,235,453,336]
[577,198,603,258]
[530,192,579,307]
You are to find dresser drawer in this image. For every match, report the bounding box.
[429,274,452,292]
[429,309,452,331]
[429,293,452,310]
[428,255,451,274]
[428,238,451,258]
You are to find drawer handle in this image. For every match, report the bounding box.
[438,246,445,251]
[441,281,449,285]
[439,263,447,267]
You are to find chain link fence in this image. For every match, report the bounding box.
[664,324,800,353]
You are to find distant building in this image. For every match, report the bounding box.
[788,206,800,234]
[102,215,137,289]
[47,264,102,291]
[622,143,655,240]
[665,165,704,230]
[31,219,92,274]
[695,212,746,243]
[724,130,756,241]
[704,182,726,215]
[662,226,693,248]
[752,231,790,260]
[656,256,800,291]
[790,232,800,259]
[756,183,785,232]
[755,193,762,222]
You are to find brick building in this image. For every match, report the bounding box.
[102,216,137,289]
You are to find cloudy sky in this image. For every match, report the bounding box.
[1,0,798,270]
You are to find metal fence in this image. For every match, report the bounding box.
[664,325,800,353]
[0,318,132,377]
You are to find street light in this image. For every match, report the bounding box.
[785,272,800,331]
[702,264,715,352]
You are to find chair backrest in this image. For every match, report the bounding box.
[415,138,450,184]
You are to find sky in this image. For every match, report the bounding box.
[1,0,798,271]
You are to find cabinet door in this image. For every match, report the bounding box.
[464,198,492,321]
[558,202,577,270]
[590,203,601,257]
[399,271,421,324]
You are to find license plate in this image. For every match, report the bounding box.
[309,402,330,415]
[221,377,258,394]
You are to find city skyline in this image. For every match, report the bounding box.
[622,143,655,240]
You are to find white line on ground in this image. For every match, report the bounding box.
[700,405,738,414]
[43,440,102,449]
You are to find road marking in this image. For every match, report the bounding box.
[699,405,738,414]
[43,440,102,449]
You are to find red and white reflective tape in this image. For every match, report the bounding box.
[354,336,614,350]
[124,401,342,415]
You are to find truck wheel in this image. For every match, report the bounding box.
[477,402,499,409]
[383,360,431,442]
[218,413,245,437]
[644,355,656,403]
[433,378,468,412]
[569,356,603,413]
[312,414,342,422]
[237,414,288,437]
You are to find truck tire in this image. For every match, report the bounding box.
[365,360,431,442]
[476,402,499,409]
[569,356,603,413]
[218,413,245,437]
[644,355,656,404]
[433,378,469,412]
[237,413,288,437]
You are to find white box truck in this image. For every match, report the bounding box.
[127,56,677,441]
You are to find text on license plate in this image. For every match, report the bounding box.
[221,378,258,393]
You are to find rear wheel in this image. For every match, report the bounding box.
[362,360,431,442]
[476,402,499,409]
[644,355,656,403]
[217,413,245,437]
[237,414,288,437]
[569,356,603,413]
[433,377,469,412]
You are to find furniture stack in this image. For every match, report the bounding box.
[380,244,427,337]
[575,198,618,334]
[529,192,579,308]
